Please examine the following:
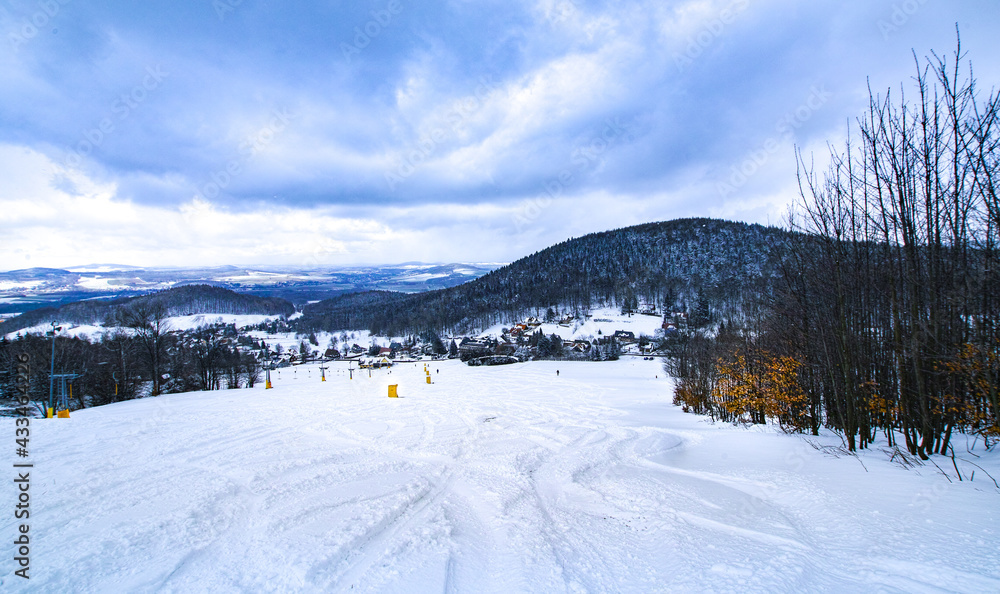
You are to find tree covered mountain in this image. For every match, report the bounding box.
[2,284,295,335]
[296,218,794,335]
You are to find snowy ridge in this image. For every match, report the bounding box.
[2,359,997,591]
[477,307,666,340]
[5,314,285,340]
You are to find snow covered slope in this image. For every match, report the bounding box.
[3,360,998,592]
[6,314,282,341]
[478,307,668,341]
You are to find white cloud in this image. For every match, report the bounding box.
[3,1,999,269]
[0,144,395,269]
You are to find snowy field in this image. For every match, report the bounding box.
[479,307,667,342]
[3,359,998,592]
[7,314,282,341]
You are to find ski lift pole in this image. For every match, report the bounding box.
[264,346,273,389]
[47,322,61,417]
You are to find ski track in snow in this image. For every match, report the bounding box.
[2,359,999,593]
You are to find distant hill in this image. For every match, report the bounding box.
[295,218,794,335]
[0,267,77,280]
[1,285,295,335]
[0,263,499,316]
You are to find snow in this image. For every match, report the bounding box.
[216,272,317,283]
[75,277,113,290]
[4,323,108,341]
[479,307,666,341]
[393,273,450,282]
[2,359,997,592]
[65,265,140,273]
[165,314,281,332]
[0,280,45,291]
[6,314,285,340]
[246,330,382,357]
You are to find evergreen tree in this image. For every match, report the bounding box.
[536,333,552,358]
[606,338,621,360]
[550,334,564,357]
[691,294,711,328]
[420,330,447,355]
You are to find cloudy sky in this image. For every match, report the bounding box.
[2,0,998,269]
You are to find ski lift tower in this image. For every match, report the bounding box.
[46,322,62,417]
[264,347,273,389]
[51,372,81,411]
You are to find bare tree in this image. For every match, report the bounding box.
[113,300,171,396]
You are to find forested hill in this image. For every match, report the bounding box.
[2,284,295,335]
[296,218,794,335]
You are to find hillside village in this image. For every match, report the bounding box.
[255,304,685,370]
[0,303,688,413]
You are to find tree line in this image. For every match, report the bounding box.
[0,300,268,414]
[295,218,792,336]
[668,37,999,457]
[1,284,294,336]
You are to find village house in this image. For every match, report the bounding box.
[496,342,517,356]
[613,330,637,343]
[459,337,492,357]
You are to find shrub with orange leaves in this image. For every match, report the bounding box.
[712,350,811,432]
[939,342,1000,444]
